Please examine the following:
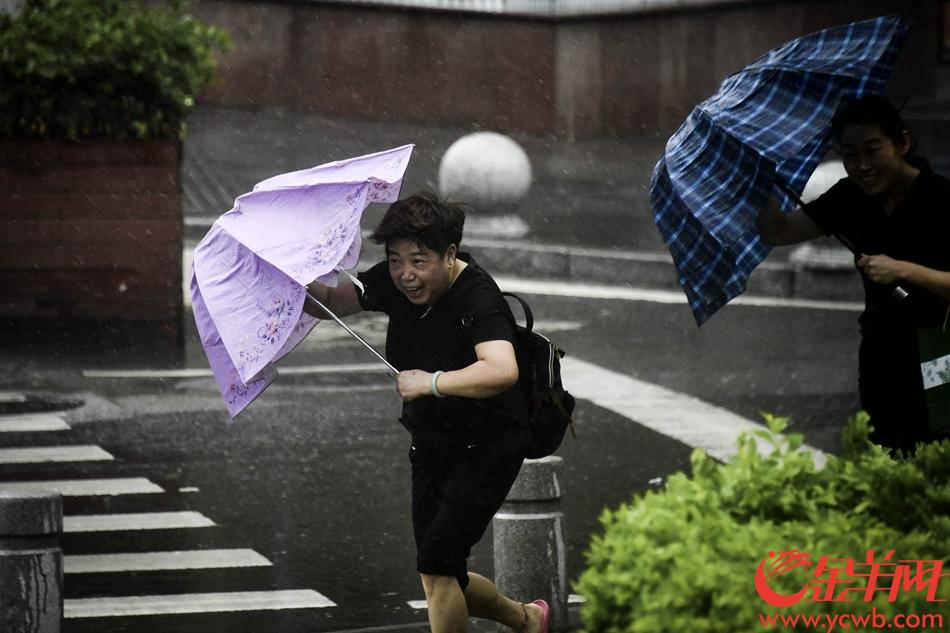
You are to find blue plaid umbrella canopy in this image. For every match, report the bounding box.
[650,16,908,325]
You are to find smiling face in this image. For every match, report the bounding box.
[386,239,457,306]
[838,123,911,197]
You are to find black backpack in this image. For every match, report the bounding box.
[501,292,577,458]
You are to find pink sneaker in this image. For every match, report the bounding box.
[532,599,550,633]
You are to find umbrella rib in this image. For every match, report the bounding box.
[307,294,398,376]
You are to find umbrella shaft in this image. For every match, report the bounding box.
[307,293,398,376]
[774,177,909,301]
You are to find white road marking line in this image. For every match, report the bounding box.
[82,363,385,379]
[64,511,216,533]
[279,383,392,393]
[409,596,584,610]
[532,320,583,332]
[494,512,560,521]
[465,215,530,238]
[66,549,271,574]
[0,445,113,464]
[0,478,164,496]
[65,590,336,618]
[562,356,826,466]
[463,237,677,262]
[0,412,70,432]
[82,367,220,378]
[495,277,863,312]
[184,216,221,227]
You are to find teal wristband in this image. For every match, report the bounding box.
[431,370,446,398]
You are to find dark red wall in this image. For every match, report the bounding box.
[0,141,183,340]
[184,1,939,138]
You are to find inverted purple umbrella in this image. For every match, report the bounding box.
[191,144,413,417]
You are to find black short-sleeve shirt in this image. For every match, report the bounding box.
[357,253,530,453]
[805,169,950,335]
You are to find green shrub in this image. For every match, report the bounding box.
[575,414,950,632]
[0,0,231,140]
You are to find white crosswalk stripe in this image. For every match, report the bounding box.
[0,478,164,496]
[408,594,586,610]
[0,445,113,464]
[0,412,70,432]
[65,511,216,533]
[0,407,342,618]
[66,549,271,574]
[65,590,336,618]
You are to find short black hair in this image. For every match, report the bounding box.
[831,95,906,145]
[369,191,466,255]
[831,95,927,169]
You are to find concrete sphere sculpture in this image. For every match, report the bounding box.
[438,132,533,210]
[790,159,853,271]
[800,159,847,203]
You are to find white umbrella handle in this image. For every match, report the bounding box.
[306,292,398,376]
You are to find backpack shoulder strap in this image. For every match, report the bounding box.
[500,291,534,333]
[456,272,532,334]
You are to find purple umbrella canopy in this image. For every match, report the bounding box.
[191,144,414,417]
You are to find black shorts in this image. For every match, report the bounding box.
[409,443,523,591]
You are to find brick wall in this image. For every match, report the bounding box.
[0,141,183,343]
[187,0,939,138]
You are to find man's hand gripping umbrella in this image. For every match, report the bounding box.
[304,271,398,376]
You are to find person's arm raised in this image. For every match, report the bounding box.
[303,280,364,318]
[755,197,825,246]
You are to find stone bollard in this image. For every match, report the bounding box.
[494,456,567,631]
[0,491,64,633]
[438,132,532,239]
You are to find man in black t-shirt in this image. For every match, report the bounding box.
[356,253,530,453]
[304,192,550,633]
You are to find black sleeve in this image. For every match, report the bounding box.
[356,261,397,314]
[465,283,517,346]
[802,177,863,237]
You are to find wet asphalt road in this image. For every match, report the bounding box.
[0,288,862,632]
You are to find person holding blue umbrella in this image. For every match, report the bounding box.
[651,15,912,325]
[650,16,950,451]
[756,96,950,452]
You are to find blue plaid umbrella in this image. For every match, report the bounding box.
[650,15,908,325]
